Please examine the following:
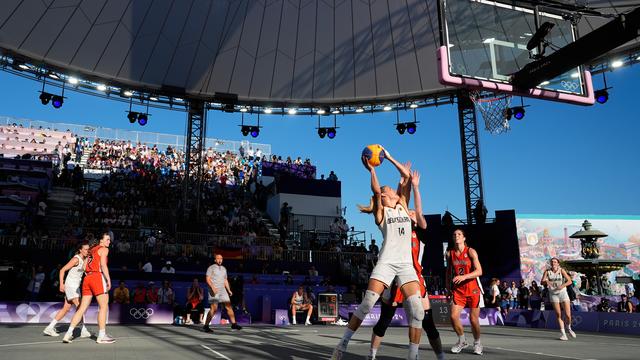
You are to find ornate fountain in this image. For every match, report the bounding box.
[563,220,630,295]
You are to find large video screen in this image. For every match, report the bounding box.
[516,215,640,293]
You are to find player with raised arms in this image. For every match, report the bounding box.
[368,169,445,360]
[331,145,425,360]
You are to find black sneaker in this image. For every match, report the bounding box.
[203,325,213,333]
[231,323,242,330]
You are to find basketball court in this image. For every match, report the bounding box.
[0,324,637,360]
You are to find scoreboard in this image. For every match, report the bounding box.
[318,293,338,322]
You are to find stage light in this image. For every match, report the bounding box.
[123,90,133,97]
[327,127,336,139]
[39,92,52,105]
[18,64,29,70]
[540,81,550,86]
[383,105,392,111]
[174,98,183,102]
[318,128,327,138]
[68,77,79,85]
[595,89,609,104]
[409,103,418,109]
[355,107,364,113]
[331,109,340,114]
[288,108,297,115]
[149,96,159,101]
[611,60,623,68]
[239,107,248,112]
[137,113,148,126]
[250,126,260,138]
[316,109,326,115]
[570,72,580,79]
[512,106,525,120]
[396,123,406,134]
[264,107,272,114]
[406,122,416,134]
[127,112,138,123]
[97,84,107,91]
[48,72,59,80]
[51,95,64,109]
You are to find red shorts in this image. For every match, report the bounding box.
[390,277,427,304]
[82,273,108,296]
[452,290,481,308]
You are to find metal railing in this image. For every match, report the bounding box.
[0,235,373,266]
[288,214,338,232]
[0,115,271,155]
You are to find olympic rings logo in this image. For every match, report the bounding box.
[129,308,154,319]
[561,81,579,92]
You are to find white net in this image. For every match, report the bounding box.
[469,90,512,135]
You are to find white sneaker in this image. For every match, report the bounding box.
[473,342,483,355]
[568,329,576,338]
[62,333,73,343]
[335,318,348,326]
[305,320,312,326]
[43,327,59,337]
[80,328,92,338]
[366,355,376,360]
[451,340,469,354]
[559,333,568,341]
[185,319,194,325]
[331,347,344,360]
[292,319,297,325]
[96,334,116,344]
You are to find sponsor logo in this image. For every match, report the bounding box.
[387,216,411,225]
[129,308,154,319]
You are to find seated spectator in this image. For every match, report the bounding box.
[290,286,313,326]
[146,282,159,304]
[617,294,633,313]
[185,279,205,325]
[141,259,153,273]
[308,266,318,277]
[160,261,175,274]
[117,239,131,253]
[158,280,175,305]
[596,298,613,312]
[132,283,147,304]
[113,281,130,304]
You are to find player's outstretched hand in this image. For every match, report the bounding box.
[411,170,421,187]
[361,155,373,172]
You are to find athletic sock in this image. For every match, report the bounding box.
[474,339,481,345]
[408,343,420,360]
[369,347,378,358]
[338,328,355,350]
[306,316,310,322]
[47,319,58,329]
[560,327,566,335]
[98,329,106,338]
[458,335,466,343]
[65,326,75,337]
[436,353,445,360]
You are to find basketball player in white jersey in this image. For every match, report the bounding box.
[43,243,92,338]
[290,285,313,325]
[541,257,576,340]
[332,147,425,360]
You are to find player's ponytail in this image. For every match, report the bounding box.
[357,196,375,214]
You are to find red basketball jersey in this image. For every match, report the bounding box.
[391,230,426,303]
[86,245,106,273]
[450,246,479,294]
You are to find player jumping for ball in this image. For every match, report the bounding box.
[332,146,425,360]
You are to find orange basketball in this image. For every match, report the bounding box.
[362,144,386,167]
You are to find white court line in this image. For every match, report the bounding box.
[492,346,597,360]
[0,339,77,347]
[201,344,232,360]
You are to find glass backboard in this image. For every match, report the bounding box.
[438,0,594,105]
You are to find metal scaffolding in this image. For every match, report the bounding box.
[183,100,207,217]
[457,91,485,225]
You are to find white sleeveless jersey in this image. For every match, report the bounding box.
[547,269,566,294]
[377,204,412,264]
[293,292,303,305]
[65,255,84,287]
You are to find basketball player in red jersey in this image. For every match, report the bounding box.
[447,229,483,355]
[368,170,445,360]
[62,233,115,344]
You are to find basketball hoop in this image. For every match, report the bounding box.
[469,90,512,135]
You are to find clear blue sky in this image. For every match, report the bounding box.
[1,66,638,240]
